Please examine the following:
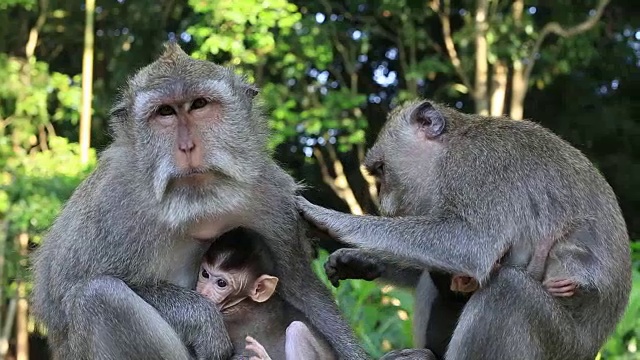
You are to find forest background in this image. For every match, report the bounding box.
[0,0,639,359]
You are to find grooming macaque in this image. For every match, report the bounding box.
[298,100,631,359]
[196,229,335,360]
[31,42,366,360]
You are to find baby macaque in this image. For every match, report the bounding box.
[197,229,335,360]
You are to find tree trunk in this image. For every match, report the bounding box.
[490,61,508,116]
[15,233,29,360]
[314,146,364,215]
[80,0,96,165]
[0,299,17,358]
[510,60,526,120]
[473,0,490,115]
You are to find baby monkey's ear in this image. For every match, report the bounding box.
[249,274,279,303]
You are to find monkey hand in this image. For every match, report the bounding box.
[324,248,386,287]
[380,348,438,360]
[244,336,273,360]
[295,196,351,243]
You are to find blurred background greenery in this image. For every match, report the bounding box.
[0,0,638,359]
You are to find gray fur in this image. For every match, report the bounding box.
[298,100,631,359]
[31,43,366,360]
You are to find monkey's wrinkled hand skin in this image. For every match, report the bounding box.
[296,196,349,241]
[325,248,386,287]
[380,348,438,360]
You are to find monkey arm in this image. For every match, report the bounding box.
[297,197,508,285]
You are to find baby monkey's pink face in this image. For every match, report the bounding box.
[196,260,279,312]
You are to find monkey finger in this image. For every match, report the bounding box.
[547,284,577,297]
[543,278,574,286]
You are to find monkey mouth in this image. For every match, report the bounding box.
[169,167,217,186]
[176,167,215,178]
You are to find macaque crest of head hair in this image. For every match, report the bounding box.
[204,228,267,276]
[106,41,270,228]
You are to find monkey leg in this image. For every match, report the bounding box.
[69,276,232,360]
[67,276,192,360]
[284,321,335,360]
[445,267,580,360]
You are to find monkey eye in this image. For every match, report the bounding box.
[201,269,209,279]
[216,279,227,288]
[157,105,175,116]
[191,98,208,110]
[371,161,385,177]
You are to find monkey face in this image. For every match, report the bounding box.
[108,43,270,226]
[364,100,449,216]
[196,261,278,313]
[196,262,243,308]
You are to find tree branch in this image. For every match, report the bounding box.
[25,0,48,58]
[313,147,342,196]
[523,0,610,85]
[325,142,363,215]
[430,0,474,93]
[357,143,379,208]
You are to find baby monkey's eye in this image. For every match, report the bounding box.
[201,269,209,279]
[216,279,227,288]
[157,105,175,116]
[191,98,208,110]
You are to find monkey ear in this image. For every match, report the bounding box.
[250,274,278,303]
[411,101,446,139]
[159,40,188,63]
[244,84,259,99]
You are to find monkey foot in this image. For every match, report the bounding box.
[543,278,577,298]
[380,348,438,360]
[450,275,479,293]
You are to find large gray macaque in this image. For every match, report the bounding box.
[298,100,632,360]
[30,42,367,360]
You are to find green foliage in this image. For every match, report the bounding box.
[0,137,95,297]
[600,241,640,359]
[312,249,413,357]
[600,266,640,359]
[0,0,35,10]
[187,0,301,67]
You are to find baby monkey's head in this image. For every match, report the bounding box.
[197,228,278,313]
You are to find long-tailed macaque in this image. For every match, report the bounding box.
[297,100,631,360]
[30,42,367,360]
[197,228,335,360]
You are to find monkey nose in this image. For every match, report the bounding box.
[178,140,195,153]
